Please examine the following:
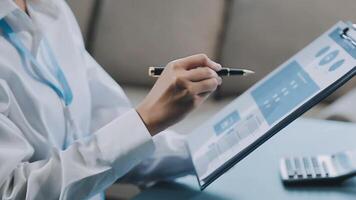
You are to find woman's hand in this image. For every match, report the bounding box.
[136,54,222,136]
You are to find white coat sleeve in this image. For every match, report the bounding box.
[120,130,195,186]
[0,79,155,199]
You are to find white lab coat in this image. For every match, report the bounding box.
[0,0,192,199]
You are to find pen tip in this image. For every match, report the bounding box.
[243,69,255,74]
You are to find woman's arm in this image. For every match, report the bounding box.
[83,51,216,186]
[62,0,220,188]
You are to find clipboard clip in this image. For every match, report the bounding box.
[340,22,356,47]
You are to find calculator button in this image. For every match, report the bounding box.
[285,158,296,178]
[302,157,313,177]
[311,157,322,177]
[294,158,304,178]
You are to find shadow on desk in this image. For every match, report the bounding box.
[134,181,230,200]
[285,178,356,196]
[134,179,356,200]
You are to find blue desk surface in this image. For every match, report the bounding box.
[134,119,356,200]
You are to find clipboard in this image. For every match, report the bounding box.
[187,21,356,190]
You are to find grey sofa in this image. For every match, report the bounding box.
[68,0,355,100]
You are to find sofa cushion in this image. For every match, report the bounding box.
[91,0,226,86]
[219,0,356,100]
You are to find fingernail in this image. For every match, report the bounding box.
[218,77,222,85]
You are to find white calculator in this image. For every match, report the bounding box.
[280,150,356,185]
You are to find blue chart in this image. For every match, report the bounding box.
[251,61,320,125]
[214,111,240,135]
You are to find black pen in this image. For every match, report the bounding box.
[148,67,255,77]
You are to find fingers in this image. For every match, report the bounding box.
[186,67,220,82]
[173,54,222,71]
[189,77,221,96]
